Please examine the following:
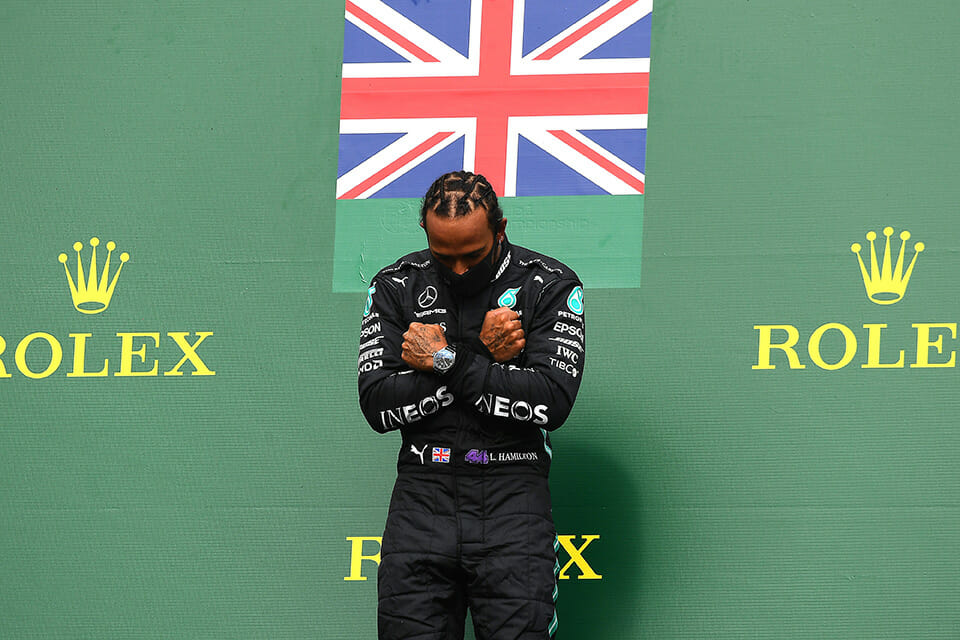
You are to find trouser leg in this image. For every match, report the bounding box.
[462,475,559,640]
[378,475,466,640]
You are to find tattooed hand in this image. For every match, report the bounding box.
[480,307,525,363]
[402,323,449,371]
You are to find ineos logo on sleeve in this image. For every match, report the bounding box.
[418,285,438,308]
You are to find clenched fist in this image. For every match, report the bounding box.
[480,307,525,362]
[402,322,448,371]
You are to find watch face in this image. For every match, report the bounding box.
[434,348,455,374]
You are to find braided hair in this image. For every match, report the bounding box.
[420,171,504,231]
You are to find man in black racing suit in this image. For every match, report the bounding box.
[357,171,585,640]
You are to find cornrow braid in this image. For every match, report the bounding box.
[420,171,504,231]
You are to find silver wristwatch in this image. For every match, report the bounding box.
[432,346,456,376]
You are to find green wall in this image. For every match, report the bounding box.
[2,1,959,638]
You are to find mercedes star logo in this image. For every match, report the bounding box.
[418,285,438,308]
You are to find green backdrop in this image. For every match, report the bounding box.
[2,1,959,638]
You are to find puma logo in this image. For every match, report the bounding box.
[410,444,427,465]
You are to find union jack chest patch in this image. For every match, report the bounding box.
[432,447,451,463]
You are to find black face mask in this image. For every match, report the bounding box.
[434,239,501,298]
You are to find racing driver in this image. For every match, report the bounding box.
[357,171,586,640]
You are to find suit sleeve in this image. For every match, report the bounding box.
[443,278,585,431]
[357,277,453,433]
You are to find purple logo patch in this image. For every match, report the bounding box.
[464,449,489,465]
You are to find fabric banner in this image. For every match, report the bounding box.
[2,1,960,638]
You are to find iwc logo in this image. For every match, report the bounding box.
[752,226,958,371]
[0,235,215,380]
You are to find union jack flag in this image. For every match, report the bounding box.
[432,447,451,463]
[337,0,651,199]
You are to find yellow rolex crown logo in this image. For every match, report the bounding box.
[850,226,923,305]
[58,237,129,314]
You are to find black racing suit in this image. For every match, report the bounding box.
[357,239,585,640]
